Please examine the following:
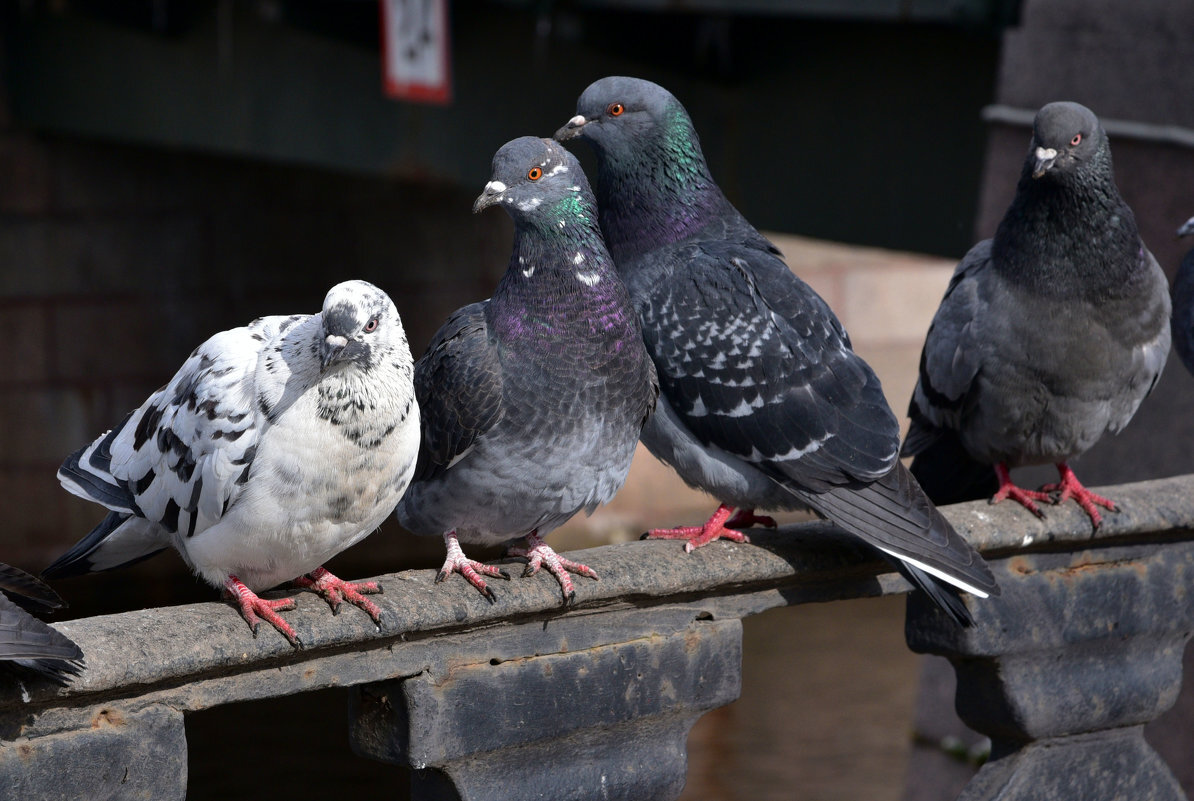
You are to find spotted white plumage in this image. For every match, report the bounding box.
[48,280,419,646]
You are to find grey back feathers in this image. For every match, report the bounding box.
[396,136,658,547]
[559,76,996,624]
[906,102,1171,502]
[49,280,419,594]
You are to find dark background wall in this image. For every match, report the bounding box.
[1,0,1007,574]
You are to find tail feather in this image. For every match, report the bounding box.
[774,462,998,624]
[42,513,168,580]
[896,562,974,627]
[57,412,140,514]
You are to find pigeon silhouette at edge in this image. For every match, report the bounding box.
[0,563,83,685]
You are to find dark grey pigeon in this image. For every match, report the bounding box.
[556,76,996,625]
[0,563,83,685]
[395,136,658,604]
[904,101,1170,530]
[1171,217,1194,374]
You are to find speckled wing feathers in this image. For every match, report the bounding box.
[52,317,278,575]
[644,240,900,491]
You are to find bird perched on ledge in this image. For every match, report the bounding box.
[556,76,995,625]
[47,281,420,647]
[0,563,83,685]
[396,136,657,604]
[904,102,1170,531]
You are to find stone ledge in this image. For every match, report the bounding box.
[3,475,1190,717]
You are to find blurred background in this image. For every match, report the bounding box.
[3,0,1194,798]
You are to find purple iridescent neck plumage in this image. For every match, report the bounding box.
[591,103,733,262]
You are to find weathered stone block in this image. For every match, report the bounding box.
[0,703,187,801]
[350,618,742,801]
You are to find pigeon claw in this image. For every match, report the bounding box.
[224,575,301,647]
[294,567,383,625]
[437,532,511,602]
[1040,462,1118,532]
[506,532,598,604]
[989,464,1051,519]
[645,504,753,551]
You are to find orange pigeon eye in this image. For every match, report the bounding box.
[528,166,543,180]
[608,103,624,117]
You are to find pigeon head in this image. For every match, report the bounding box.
[319,280,405,372]
[554,77,704,174]
[1028,102,1106,181]
[472,137,596,227]
[555,76,680,146]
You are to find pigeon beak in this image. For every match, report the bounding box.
[321,334,349,371]
[553,114,589,142]
[1032,146,1058,179]
[1179,217,1194,238]
[473,180,507,213]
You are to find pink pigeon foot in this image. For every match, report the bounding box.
[1039,462,1118,531]
[644,504,753,552]
[506,531,598,604]
[293,566,382,624]
[224,575,300,647]
[724,508,778,530]
[989,463,1052,520]
[436,531,510,603]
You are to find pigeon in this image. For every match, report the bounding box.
[46,280,420,646]
[0,563,83,685]
[1171,217,1194,375]
[395,136,657,604]
[904,102,1171,530]
[555,76,996,625]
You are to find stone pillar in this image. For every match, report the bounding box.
[349,615,742,801]
[906,541,1194,801]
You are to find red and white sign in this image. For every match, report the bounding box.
[380,0,452,105]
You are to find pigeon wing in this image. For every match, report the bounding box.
[903,239,993,457]
[60,317,280,544]
[411,302,505,482]
[643,240,900,491]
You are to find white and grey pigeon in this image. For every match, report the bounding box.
[1171,216,1194,374]
[45,281,419,647]
[395,136,658,604]
[904,102,1171,530]
[555,76,996,625]
[0,563,83,685]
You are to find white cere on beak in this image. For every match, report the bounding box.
[326,334,348,348]
[1035,146,1058,161]
[485,180,507,193]
[567,114,586,128]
